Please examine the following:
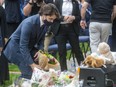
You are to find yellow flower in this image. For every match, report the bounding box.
[65,75,69,79]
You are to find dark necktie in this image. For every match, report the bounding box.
[37,25,47,48]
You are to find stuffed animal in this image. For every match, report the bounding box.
[83,42,116,68]
[37,50,60,70]
[97,42,115,64]
[83,55,104,68]
[37,50,48,69]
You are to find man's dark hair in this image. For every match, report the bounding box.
[39,3,60,19]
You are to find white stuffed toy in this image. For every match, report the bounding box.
[97,42,116,65]
[83,42,116,68]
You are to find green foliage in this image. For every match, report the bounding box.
[0,64,20,86]
[0,74,20,87]
[80,42,91,52]
[9,63,20,72]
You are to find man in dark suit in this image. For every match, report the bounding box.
[2,3,60,80]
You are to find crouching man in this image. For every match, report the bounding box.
[2,3,60,82]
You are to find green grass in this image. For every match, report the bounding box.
[80,42,91,52]
[8,63,20,72]
[0,64,20,87]
[0,74,20,87]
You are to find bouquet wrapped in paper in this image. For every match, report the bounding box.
[31,68,75,87]
[31,68,58,87]
[37,50,60,70]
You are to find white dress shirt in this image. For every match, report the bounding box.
[40,16,44,27]
[62,0,73,16]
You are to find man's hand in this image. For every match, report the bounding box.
[30,63,41,70]
[80,20,87,29]
[64,16,69,22]
[66,16,75,23]
[34,51,39,62]
[64,16,75,23]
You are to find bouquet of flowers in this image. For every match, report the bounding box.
[54,71,75,86]
[31,68,75,87]
[31,68,58,87]
[10,68,76,87]
[37,50,60,70]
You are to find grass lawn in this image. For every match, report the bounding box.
[0,74,20,87]
[0,64,20,87]
[8,63,20,72]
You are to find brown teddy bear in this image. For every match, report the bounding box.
[83,55,104,68]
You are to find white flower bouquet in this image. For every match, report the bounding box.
[31,68,75,87]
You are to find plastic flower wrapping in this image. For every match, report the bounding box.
[10,67,82,87]
[30,68,76,87]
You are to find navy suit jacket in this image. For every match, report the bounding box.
[3,14,44,65]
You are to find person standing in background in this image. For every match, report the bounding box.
[5,0,22,43]
[0,0,5,51]
[80,0,116,53]
[0,0,9,85]
[23,0,45,17]
[79,0,91,36]
[52,0,84,71]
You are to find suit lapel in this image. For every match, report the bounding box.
[72,1,76,15]
[60,0,63,15]
[35,17,41,43]
[37,24,46,45]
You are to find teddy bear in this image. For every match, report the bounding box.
[83,54,105,68]
[37,50,60,70]
[83,42,116,68]
[97,42,115,64]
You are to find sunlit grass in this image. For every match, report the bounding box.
[9,63,20,72]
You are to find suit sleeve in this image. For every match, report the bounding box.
[19,21,34,65]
